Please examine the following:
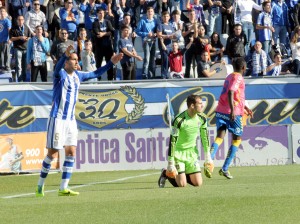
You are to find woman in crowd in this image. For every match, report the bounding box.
[290,26,300,75]
[210,32,224,62]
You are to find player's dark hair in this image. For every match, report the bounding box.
[232,58,246,72]
[187,95,201,108]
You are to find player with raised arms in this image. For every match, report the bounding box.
[158,94,211,188]
[35,45,123,197]
[204,57,253,179]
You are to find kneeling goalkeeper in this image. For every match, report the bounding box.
[158,94,213,187]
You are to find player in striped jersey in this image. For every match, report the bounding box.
[158,95,211,188]
[36,46,123,197]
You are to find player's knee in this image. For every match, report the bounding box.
[177,180,187,187]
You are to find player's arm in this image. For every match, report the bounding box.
[198,113,212,163]
[228,90,235,121]
[53,45,75,78]
[79,53,123,81]
[167,118,180,177]
[244,101,253,118]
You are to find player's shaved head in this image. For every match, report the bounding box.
[232,58,246,73]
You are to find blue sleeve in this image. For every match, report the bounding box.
[7,19,12,29]
[53,54,67,78]
[60,8,68,20]
[26,39,32,65]
[79,61,114,81]
[135,20,147,38]
[40,38,50,53]
[79,3,88,12]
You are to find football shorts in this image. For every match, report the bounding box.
[46,117,78,150]
[215,112,243,136]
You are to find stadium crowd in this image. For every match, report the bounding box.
[1,0,300,81]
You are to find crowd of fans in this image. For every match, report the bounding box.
[0,0,300,82]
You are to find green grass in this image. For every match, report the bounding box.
[1,165,300,224]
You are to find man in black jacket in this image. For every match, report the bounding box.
[225,23,247,61]
[92,7,115,80]
[9,15,29,82]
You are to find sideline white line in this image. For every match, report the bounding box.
[1,172,159,199]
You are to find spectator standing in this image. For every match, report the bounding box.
[0,7,12,72]
[112,0,132,53]
[76,27,87,64]
[271,0,290,47]
[81,39,97,82]
[26,25,50,82]
[59,0,79,41]
[194,24,210,62]
[182,9,197,78]
[46,0,64,41]
[92,7,115,80]
[24,0,48,37]
[79,0,107,39]
[256,1,274,54]
[221,0,234,34]
[120,12,136,40]
[50,28,74,66]
[9,15,29,82]
[293,2,300,28]
[225,23,247,62]
[8,0,30,26]
[160,37,193,79]
[186,0,207,28]
[290,25,300,75]
[170,9,184,48]
[119,25,143,80]
[207,0,222,37]
[157,11,175,79]
[135,6,158,79]
[234,0,262,55]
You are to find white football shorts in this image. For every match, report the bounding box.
[46,117,78,150]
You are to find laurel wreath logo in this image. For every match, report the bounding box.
[121,86,146,124]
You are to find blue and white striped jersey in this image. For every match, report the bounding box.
[49,54,113,120]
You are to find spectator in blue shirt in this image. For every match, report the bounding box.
[119,25,143,80]
[271,0,290,47]
[111,0,132,53]
[26,25,50,82]
[79,0,107,39]
[59,0,79,41]
[157,11,175,79]
[256,1,274,54]
[0,7,12,72]
[135,6,158,79]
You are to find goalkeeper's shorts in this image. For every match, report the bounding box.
[174,150,201,175]
[215,112,243,136]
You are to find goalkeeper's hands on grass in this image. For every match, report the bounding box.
[166,159,178,178]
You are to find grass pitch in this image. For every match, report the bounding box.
[1,165,300,224]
